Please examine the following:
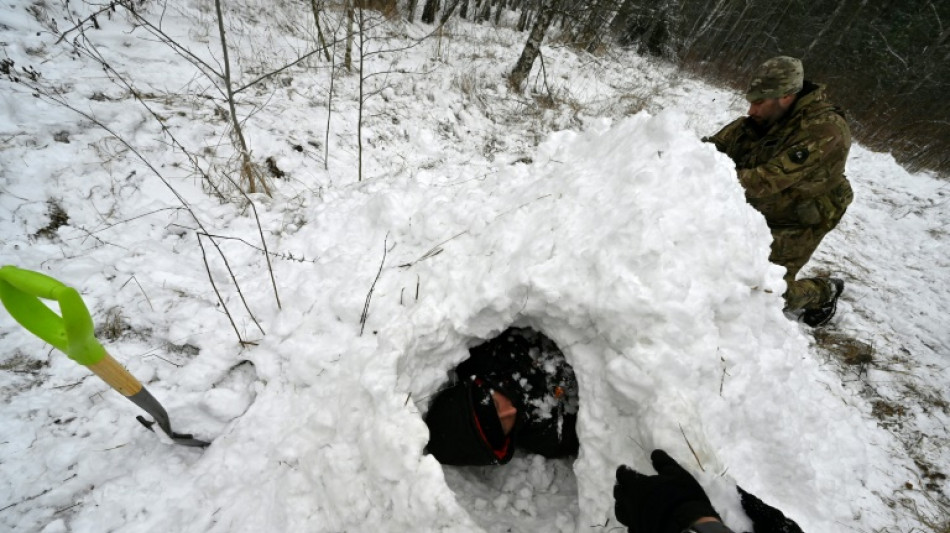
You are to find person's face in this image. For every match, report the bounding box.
[747,94,795,127]
[491,391,517,435]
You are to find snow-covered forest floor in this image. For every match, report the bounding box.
[1,2,948,532]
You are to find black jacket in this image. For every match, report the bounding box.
[424,327,579,465]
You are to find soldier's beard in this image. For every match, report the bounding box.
[747,115,773,134]
[749,100,793,129]
[749,112,780,127]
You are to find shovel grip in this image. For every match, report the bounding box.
[0,265,106,365]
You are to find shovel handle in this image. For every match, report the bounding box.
[1,266,209,447]
[88,352,144,397]
[0,265,106,366]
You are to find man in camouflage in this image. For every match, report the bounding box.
[705,56,853,326]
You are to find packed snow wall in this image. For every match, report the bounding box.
[1,110,901,532]
[362,112,896,531]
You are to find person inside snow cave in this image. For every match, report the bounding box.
[423,328,805,533]
[423,326,579,465]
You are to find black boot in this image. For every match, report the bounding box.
[802,278,844,327]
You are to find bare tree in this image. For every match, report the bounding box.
[422,0,440,23]
[517,3,534,31]
[345,0,355,71]
[310,0,333,61]
[508,0,563,90]
[439,0,464,25]
[214,0,269,195]
[477,0,492,22]
[356,4,366,181]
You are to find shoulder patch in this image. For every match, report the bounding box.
[788,147,809,164]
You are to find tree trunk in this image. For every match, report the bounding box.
[608,0,637,39]
[439,0,463,25]
[517,3,531,31]
[407,0,419,22]
[508,0,560,90]
[356,5,364,181]
[574,0,607,51]
[310,0,332,61]
[477,0,491,22]
[344,0,354,71]
[214,0,268,195]
[422,0,440,23]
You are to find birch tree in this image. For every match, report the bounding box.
[508,0,562,89]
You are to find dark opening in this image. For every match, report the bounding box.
[424,326,579,466]
[424,326,581,529]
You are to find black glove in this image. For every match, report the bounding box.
[737,487,804,533]
[614,449,721,533]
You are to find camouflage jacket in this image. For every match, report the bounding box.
[706,82,853,229]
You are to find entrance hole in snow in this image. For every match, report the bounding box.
[425,326,582,532]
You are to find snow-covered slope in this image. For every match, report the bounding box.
[1,2,947,532]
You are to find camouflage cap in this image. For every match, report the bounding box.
[745,56,804,102]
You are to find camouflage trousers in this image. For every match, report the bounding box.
[769,225,836,311]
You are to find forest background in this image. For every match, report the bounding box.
[408,0,950,175]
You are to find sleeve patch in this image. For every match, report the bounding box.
[788,147,809,164]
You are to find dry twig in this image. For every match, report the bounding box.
[679,424,705,472]
[360,234,390,336]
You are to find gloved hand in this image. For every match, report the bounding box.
[737,487,804,533]
[614,449,721,533]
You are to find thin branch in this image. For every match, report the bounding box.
[0,488,52,513]
[358,3,365,181]
[679,424,705,472]
[120,275,155,311]
[311,0,333,62]
[197,234,249,345]
[69,27,227,199]
[537,48,554,100]
[398,230,467,268]
[195,232,316,262]
[246,198,281,309]
[8,70,257,346]
[324,13,339,172]
[872,26,909,68]
[214,0,266,195]
[359,233,390,336]
[55,2,118,44]
[77,32,278,319]
[234,45,337,94]
[199,232,265,337]
[115,2,225,86]
[73,207,185,237]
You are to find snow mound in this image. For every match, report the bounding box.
[2,110,902,532]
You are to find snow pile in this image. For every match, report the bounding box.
[1,108,903,531]
[1,2,944,532]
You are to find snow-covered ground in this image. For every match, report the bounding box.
[1,2,948,532]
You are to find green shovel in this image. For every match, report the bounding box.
[0,265,209,447]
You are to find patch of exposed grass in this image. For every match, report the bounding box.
[0,352,49,395]
[0,353,46,374]
[32,200,69,240]
[95,307,131,342]
[813,329,874,367]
